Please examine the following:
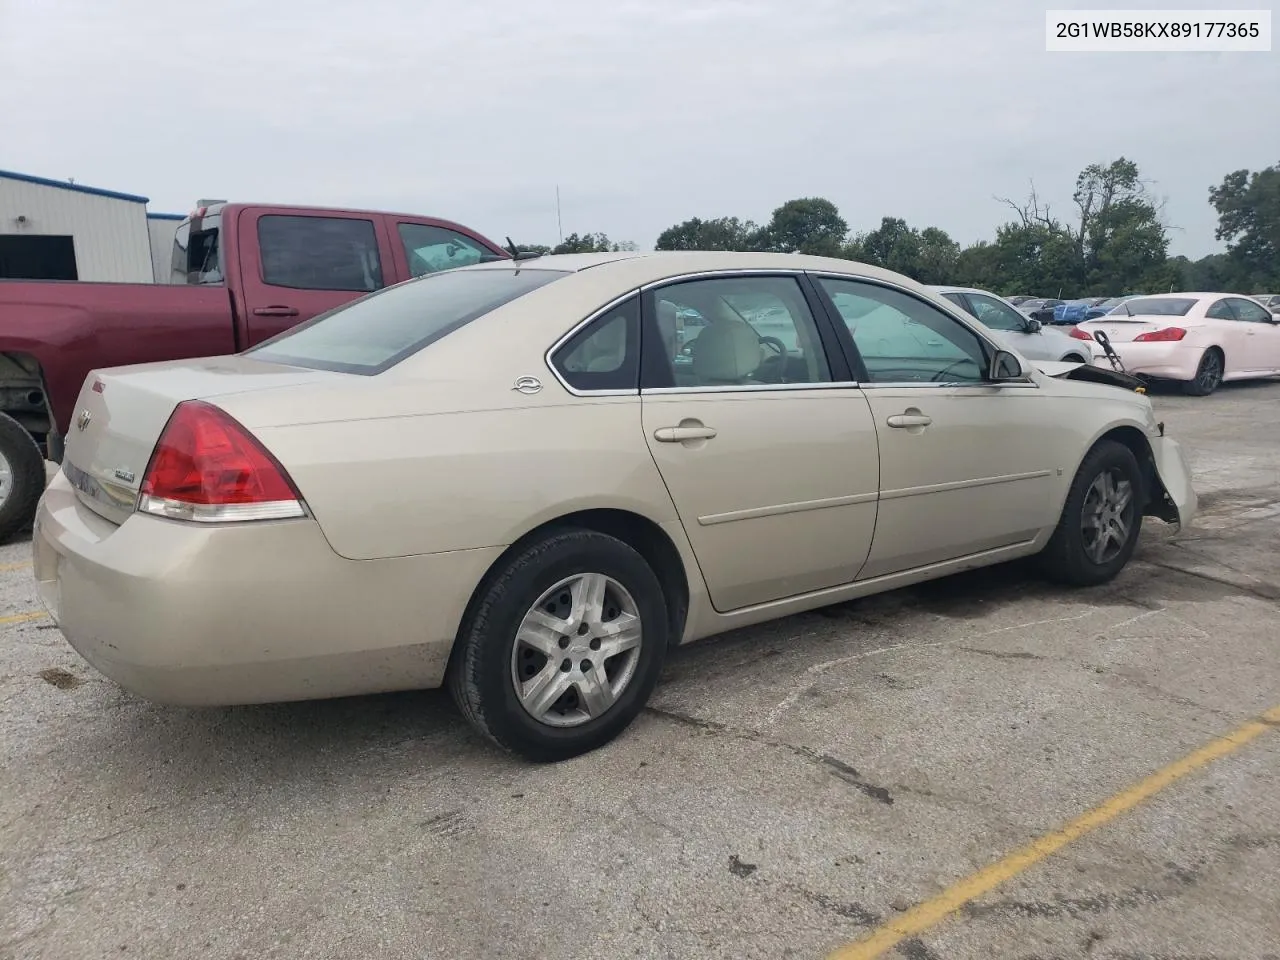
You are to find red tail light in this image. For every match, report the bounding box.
[1069,327,1095,341]
[1133,327,1187,342]
[137,400,305,522]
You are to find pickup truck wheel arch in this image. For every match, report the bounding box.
[0,411,47,543]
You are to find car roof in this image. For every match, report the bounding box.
[460,250,932,289]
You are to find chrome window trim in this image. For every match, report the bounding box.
[543,289,643,398]
[641,381,862,396]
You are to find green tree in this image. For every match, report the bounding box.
[758,197,848,256]
[1209,163,1280,290]
[551,232,634,254]
[655,216,763,251]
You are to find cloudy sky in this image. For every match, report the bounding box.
[2,0,1277,256]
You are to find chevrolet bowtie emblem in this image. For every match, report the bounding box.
[76,410,92,431]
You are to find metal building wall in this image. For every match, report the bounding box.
[0,174,154,282]
[146,214,184,283]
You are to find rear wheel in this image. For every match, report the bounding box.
[0,413,46,543]
[448,529,668,762]
[1037,440,1143,586]
[1182,348,1223,396]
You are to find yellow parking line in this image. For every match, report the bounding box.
[0,611,46,626]
[0,561,31,572]
[829,704,1280,960]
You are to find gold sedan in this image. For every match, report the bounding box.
[34,252,1196,761]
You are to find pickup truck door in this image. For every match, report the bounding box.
[233,208,399,346]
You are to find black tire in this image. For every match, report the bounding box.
[447,529,669,762]
[1037,440,1144,587]
[1062,354,1087,364]
[0,413,46,543]
[1182,347,1223,396]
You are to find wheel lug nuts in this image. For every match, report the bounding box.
[560,659,571,672]
[581,659,593,672]
[577,624,590,636]
[558,636,570,649]
[589,638,601,651]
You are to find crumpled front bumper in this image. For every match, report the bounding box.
[1147,434,1197,532]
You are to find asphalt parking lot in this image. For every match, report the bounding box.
[3,382,1279,960]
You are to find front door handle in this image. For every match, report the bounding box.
[886,413,933,428]
[654,425,718,443]
[252,305,300,317]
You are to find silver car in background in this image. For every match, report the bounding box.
[931,286,1097,365]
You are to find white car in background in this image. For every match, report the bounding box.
[1077,293,1280,396]
[930,286,1097,365]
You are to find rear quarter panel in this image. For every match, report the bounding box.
[0,281,235,434]
[238,393,678,561]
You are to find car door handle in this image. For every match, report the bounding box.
[252,305,300,317]
[654,425,718,442]
[886,414,933,428]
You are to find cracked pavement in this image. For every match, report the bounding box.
[3,381,1279,959]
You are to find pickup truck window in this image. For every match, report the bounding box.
[258,215,383,292]
[398,223,494,277]
[172,213,223,285]
[246,267,570,375]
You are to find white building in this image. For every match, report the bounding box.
[0,169,179,283]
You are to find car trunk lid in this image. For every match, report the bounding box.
[61,356,341,525]
[1081,315,1173,343]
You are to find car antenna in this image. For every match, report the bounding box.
[505,236,542,262]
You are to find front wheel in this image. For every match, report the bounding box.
[448,529,668,762]
[1037,440,1144,586]
[1182,348,1223,396]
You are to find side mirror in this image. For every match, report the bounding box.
[989,350,1024,382]
[1026,318,1043,333]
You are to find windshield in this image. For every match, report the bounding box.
[247,267,570,374]
[1112,297,1196,317]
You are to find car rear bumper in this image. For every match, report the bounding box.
[33,470,502,706]
[1105,342,1201,380]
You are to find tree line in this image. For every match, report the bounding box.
[524,159,1280,297]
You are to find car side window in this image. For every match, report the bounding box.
[550,295,640,392]
[1205,299,1234,320]
[817,277,989,384]
[1229,298,1272,324]
[964,293,1030,332]
[644,275,832,389]
[940,292,973,314]
[397,223,492,277]
[258,215,383,292]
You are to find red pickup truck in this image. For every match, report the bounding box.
[0,202,509,539]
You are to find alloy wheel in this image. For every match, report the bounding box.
[1081,468,1134,564]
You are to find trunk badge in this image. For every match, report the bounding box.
[513,376,543,395]
[76,410,92,431]
[113,468,135,483]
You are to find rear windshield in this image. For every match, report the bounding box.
[247,267,570,374]
[1114,297,1195,317]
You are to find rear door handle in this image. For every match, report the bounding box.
[654,425,718,443]
[886,414,932,428]
[252,305,300,317]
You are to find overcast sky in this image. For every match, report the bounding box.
[2,0,1277,257]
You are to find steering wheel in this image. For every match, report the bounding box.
[753,336,791,383]
[930,357,977,383]
[758,336,787,356]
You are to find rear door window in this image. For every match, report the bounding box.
[258,215,384,292]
